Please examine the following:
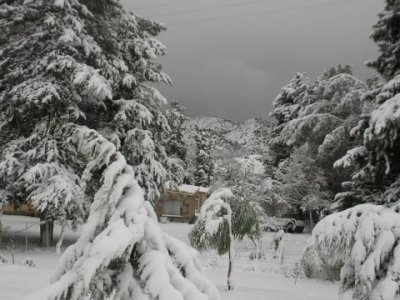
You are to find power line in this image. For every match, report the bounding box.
[167,0,371,27]
[132,0,198,10]
[148,0,277,18]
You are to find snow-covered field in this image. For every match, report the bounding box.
[0,215,349,300]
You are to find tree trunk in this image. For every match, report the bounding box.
[40,218,54,247]
[40,218,45,246]
[56,223,66,254]
[49,221,54,244]
[309,210,313,230]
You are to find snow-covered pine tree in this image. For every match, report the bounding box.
[28,125,220,300]
[268,67,364,169]
[189,189,260,291]
[267,73,310,168]
[367,0,400,80]
[0,2,219,298]
[334,75,400,207]
[270,72,309,125]
[165,100,187,162]
[268,66,367,215]
[212,155,278,219]
[333,1,400,208]
[275,145,330,225]
[0,0,181,233]
[302,202,400,299]
[165,100,188,183]
[194,126,213,187]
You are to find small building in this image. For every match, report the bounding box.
[3,201,36,217]
[155,184,210,223]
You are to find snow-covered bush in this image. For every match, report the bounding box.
[302,203,400,299]
[21,258,36,268]
[301,243,341,281]
[0,254,8,264]
[189,189,260,290]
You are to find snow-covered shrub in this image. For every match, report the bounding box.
[249,251,264,260]
[0,254,8,264]
[189,189,260,290]
[273,229,285,252]
[302,203,400,299]
[21,258,36,268]
[301,244,341,281]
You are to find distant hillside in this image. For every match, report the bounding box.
[183,116,272,162]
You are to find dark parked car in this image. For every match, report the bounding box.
[260,217,305,233]
[283,219,305,233]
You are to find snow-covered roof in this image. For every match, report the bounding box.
[164,182,210,194]
[179,184,210,194]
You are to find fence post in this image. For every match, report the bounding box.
[11,237,15,265]
[25,223,28,251]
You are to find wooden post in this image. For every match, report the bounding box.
[279,240,285,265]
[40,217,45,246]
[227,239,233,291]
[0,222,2,247]
[11,237,15,265]
[25,223,28,251]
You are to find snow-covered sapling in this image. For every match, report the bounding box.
[273,229,284,253]
[189,189,260,291]
[27,126,220,300]
[302,202,400,299]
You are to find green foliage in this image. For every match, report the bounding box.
[229,196,260,242]
[189,190,260,256]
[190,213,231,255]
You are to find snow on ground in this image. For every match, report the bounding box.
[0,215,349,300]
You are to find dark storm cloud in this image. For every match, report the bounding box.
[122,0,383,121]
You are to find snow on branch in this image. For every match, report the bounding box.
[334,146,366,169]
[278,113,343,147]
[27,124,219,300]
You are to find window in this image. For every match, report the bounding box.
[163,200,181,216]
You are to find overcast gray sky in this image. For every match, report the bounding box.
[121,0,383,121]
